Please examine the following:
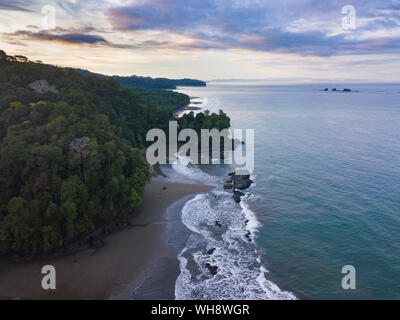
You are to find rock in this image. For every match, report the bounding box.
[332,88,337,91]
[233,190,244,203]
[205,263,218,275]
[343,88,352,92]
[229,171,253,190]
[162,186,167,190]
[69,137,90,154]
[215,221,222,227]
[223,183,233,190]
[28,80,59,95]
[323,88,329,91]
[226,170,253,203]
[244,231,252,242]
[234,178,252,190]
[207,248,216,255]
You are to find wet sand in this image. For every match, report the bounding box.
[0,178,212,300]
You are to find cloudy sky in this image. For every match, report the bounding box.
[1,0,400,82]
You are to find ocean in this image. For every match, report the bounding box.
[167,82,400,300]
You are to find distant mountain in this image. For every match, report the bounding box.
[67,68,206,90]
[114,75,206,90]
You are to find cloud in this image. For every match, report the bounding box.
[3,25,178,50]
[106,0,400,56]
[0,0,33,11]
[2,26,141,49]
[4,29,108,46]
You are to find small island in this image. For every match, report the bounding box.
[323,88,353,92]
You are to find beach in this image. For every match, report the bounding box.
[0,177,212,300]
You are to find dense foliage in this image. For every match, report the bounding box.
[70,68,206,89]
[114,75,206,90]
[177,110,231,133]
[0,51,228,255]
[0,52,153,254]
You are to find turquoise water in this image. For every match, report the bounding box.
[178,83,400,299]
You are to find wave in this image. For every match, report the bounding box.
[174,167,296,300]
[162,153,219,185]
[189,97,208,108]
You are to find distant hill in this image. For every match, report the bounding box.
[114,75,206,90]
[68,68,206,90]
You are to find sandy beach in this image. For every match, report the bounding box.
[0,177,212,300]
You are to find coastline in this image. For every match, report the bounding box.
[0,177,212,300]
[173,93,205,117]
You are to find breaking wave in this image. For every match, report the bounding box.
[174,164,296,300]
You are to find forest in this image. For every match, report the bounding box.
[113,75,206,90]
[70,68,206,89]
[0,50,230,255]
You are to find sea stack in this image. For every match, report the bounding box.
[227,170,253,203]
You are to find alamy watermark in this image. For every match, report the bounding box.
[41,265,56,290]
[41,5,56,30]
[342,5,356,30]
[341,265,356,290]
[146,121,254,175]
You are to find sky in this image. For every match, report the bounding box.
[0,0,400,82]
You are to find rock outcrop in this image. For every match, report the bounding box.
[233,190,245,203]
[205,263,218,275]
[29,80,59,95]
[225,170,253,203]
[223,183,233,190]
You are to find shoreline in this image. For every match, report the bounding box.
[0,177,213,300]
[173,94,205,117]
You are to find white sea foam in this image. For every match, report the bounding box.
[240,200,260,235]
[189,97,208,107]
[165,153,219,185]
[174,166,296,300]
[257,266,297,300]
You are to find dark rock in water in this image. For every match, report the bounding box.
[205,263,218,275]
[323,88,329,91]
[233,190,245,203]
[207,248,216,255]
[223,183,233,190]
[332,88,337,91]
[234,178,252,190]
[226,170,252,203]
[244,231,252,242]
[343,88,352,92]
[162,186,167,190]
[230,171,253,190]
[215,221,222,227]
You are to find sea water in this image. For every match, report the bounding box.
[172,82,400,300]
